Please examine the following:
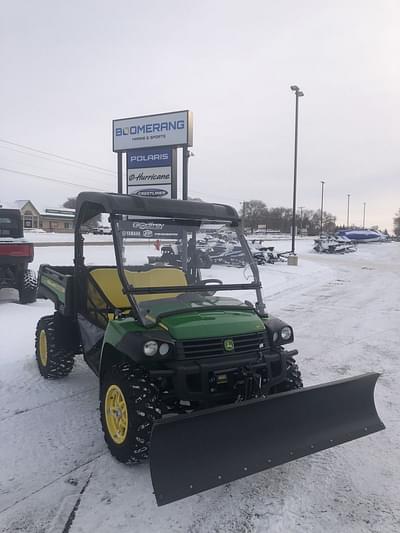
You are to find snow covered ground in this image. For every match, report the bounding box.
[0,238,399,533]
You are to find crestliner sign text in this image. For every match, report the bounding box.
[128,184,171,198]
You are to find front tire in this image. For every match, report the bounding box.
[19,269,37,304]
[35,315,75,378]
[100,363,161,464]
[273,355,303,393]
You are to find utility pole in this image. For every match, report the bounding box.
[320,181,325,235]
[363,202,366,229]
[346,194,350,228]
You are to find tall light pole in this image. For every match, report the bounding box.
[290,85,304,254]
[346,194,351,228]
[362,202,366,229]
[320,180,325,235]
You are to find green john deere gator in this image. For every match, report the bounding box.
[35,192,384,505]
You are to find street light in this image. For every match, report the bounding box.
[290,85,304,254]
[346,194,351,228]
[320,181,325,235]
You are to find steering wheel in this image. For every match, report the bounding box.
[201,278,223,296]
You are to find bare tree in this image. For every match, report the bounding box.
[240,200,336,235]
[241,200,268,232]
[63,197,101,229]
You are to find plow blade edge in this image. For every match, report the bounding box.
[150,373,384,506]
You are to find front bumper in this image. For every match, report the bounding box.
[149,349,295,404]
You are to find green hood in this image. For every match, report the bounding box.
[159,309,265,341]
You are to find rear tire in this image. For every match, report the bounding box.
[19,269,37,304]
[100,363,161,464]
[35,315,75,378]
[273,355,303,393]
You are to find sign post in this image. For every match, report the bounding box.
[117,152,123,194]
[182,148,189,201]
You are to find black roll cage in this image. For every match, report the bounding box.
[73,192,266,326]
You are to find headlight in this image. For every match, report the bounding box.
[143,340,158,357]
[159,343,170,356]
[280,326,292,341]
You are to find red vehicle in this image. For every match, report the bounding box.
[0,209,37,303]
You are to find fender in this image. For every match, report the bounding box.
[263,315,295,346]
[99,318,175,375]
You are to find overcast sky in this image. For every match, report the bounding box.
[1,0,399,230]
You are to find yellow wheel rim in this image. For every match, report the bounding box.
[39,330,48,367]
[105,384,128,444]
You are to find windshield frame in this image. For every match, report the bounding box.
[110,213,266,326]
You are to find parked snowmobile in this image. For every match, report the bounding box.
[314,234,357,254]
[35,192,384,506]
[252,244,289,264]
[206,239,271,267]
[148,242,212,269]
[209,241,247,267]
[251,249,269,265]
[155,238,262,268]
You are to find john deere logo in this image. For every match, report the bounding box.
[224,339,235,352]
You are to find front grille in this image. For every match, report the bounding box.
[181,332,268,359]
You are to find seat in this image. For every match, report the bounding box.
[89,267,187,309]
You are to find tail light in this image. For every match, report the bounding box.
[0,243,34,257]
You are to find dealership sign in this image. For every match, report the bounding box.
[127,146,172,168]
[113,109,192,210]
[127,167,172,186]
[113,110,192,151]
[127,147,174,199]
[127,184,172,198]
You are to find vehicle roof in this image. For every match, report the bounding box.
[75,192,239,225]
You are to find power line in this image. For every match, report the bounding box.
[0,166,108,192]
[0,139,254,205]
[0,164,111,189]
[0,144,116,180]
[0,138,115,175]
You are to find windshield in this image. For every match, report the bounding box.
[0,215,21,238]
[112,216,264,325]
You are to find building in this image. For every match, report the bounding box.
[40,207,75,232]
[0,200,75,232]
